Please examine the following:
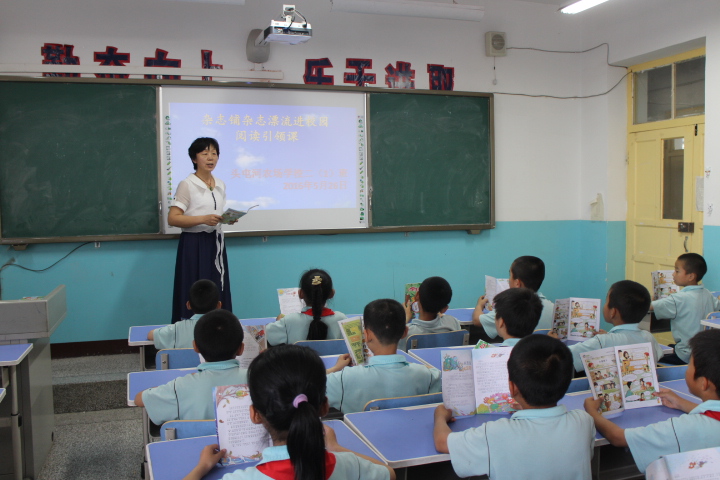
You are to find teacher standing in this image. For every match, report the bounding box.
[168,137,232,323]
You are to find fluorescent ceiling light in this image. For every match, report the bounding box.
[560,0,610,14]
[330,0,484,22]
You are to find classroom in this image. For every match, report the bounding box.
[0,0,719,478]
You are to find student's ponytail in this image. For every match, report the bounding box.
[248,345,328,480]
[300,269,332,341]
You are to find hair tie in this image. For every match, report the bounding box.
[311,276,322,286]
[292,394,308,408]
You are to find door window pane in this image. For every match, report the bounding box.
[634,65,672,124]
[662,138,684,219]
[675,56,705,118]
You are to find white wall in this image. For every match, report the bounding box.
[0,0,594,223]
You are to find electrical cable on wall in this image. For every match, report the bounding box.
[493,42,629,99]
[0,242,91,299]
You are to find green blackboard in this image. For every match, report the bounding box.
[369,92,493,228]
[0,81,159,240]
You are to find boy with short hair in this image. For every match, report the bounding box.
[326,299,442,414]
[148,279,221,349]
[558,280,664,372]
[476,288,543,348]
[650,253,720,364]
[135,310,246,425]
[584,329,720,473]
[399,276,461,350]
[472,256,554,340]
[435,335,595,479]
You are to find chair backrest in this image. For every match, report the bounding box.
[533,329,550,335]
[567,376,590,393]
[155,348,201,370]
[405,330,469,350]
[294,339,349,356]
[707,311,720,320]
[712,291,720,299]
[160,420,215,440]
[363,392,444,412]
[656,365,688,382]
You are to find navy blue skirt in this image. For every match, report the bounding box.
[172,231,233,323]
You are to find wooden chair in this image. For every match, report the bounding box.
[363,393,443,412]
[294,339,349,356]
[405,330,469,351]
[155,348,201,370]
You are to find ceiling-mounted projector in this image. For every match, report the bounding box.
[257,5,312,46]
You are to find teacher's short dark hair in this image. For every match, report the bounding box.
[188,137,220,170]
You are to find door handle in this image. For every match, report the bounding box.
[684,236,689,253]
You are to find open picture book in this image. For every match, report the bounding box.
[551,298,601,340]
[441,347,515,416]
[645,447,720,480]
[651,270,679,301]
[213,384,272,465]
[337,317,373,366]
[199,324,267,369]
[484,276,509,304]
[405,283,421,318]
[580,342,661,416]
[277,287,305,315]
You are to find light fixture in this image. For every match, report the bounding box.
[246,5,312,63]
[560,0,610,14]
[330,0,484,22]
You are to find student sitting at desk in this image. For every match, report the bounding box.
[584,329,720,473]
[326,299,441,414]
[434,335,596,480]
[135,310,247,425]
[148,279,221,349]
[399,276,460,351]
[552,280,663,372]
[184,345,394,480]
[472,256,554,340]
[266,269,347,346]
[650,253,720,365]
[475,288,542,348]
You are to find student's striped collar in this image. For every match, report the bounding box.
[607,324,641,333]
[197,359,241,371]
[511,404,567,420]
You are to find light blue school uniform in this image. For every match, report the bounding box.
[480,292,554,339]
[447,405,595,480]
[265,310,347,346]
[152,314,203,350]
[141,359,248,425]
[625,400,720,472]
[567,323,664,372]
[652,285,720,362]
[326,354,441,414]
[398,314,462,350]
[218,446,390,480]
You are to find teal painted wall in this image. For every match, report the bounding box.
[702,225,720,293]
[0,220,627,343]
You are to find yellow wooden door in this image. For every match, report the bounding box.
[626,124,705,290]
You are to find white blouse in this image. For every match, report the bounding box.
[171,174,226,233]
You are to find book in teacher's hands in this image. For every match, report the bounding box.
[338,317,373,366]
[580,342,661,417]
[441,347,515,417]
[651,270,679,301]
[221,205,258,224]
[645,447,720,480]
[213,384,272,466]
[551,297,601,340]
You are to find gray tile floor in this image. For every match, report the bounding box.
[37,354,144,480]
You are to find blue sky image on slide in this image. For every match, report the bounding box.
[169,102,359,212]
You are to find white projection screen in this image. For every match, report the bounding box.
[159,86,368,234]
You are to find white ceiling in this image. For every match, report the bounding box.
[518,0,569,5]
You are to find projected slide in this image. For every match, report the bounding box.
[160,87,367,233]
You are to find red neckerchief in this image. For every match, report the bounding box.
[256,451,337,480]
[702,410,720,421]
[301,308,335,317]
